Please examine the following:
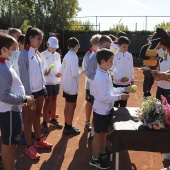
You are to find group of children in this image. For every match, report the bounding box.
[0,27,136,169]
[2,26,170,170]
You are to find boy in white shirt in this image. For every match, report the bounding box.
[41,37,63,133]
[112,36,134,107]
[61,37,82,135]
[110,31,126,54]
[87,35,112,142]
[89,48,129,169]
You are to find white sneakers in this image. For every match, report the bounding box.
[162,153,170,161]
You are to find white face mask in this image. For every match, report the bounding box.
[156,48,166,58]
[8,51,19,61]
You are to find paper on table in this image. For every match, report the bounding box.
[113,120,142,130]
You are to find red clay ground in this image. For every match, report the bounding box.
[2,67,170,170]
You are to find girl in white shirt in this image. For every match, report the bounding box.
[19,27,52,160]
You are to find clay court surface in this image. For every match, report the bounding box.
[1,67,170,170]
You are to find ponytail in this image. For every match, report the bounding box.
[24,26,43,48]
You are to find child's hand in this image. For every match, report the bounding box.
[151,70,160,80]
[26,95,35,106]
[121,77,129,82]
[125,86,131,93]
[44,69,51,76]
[120,93,130,100]
[56,73,62,78]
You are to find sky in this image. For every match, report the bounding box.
[76,0,170,31]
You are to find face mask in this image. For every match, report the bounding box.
[8,51,19,61]
[156,48,166,58]
[96,47,100,51]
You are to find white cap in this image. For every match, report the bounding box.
[47,37,59,49]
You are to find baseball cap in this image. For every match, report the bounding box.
[47,37,59,49]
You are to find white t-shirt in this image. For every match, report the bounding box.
[158,58,170,89]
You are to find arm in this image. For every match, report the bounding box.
[95,76,121,103]
[82,53,97,80]
[18,51,32,95]
[0,68,24,105]
[139,44,157,60]
[130,54,135,85]
[70,56,81,79]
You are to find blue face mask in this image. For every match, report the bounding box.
[167,53,170,70]
[8,51,19,61]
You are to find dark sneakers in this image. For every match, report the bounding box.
[89,157,111,169]
[84,121,92,132]
[63,126,80,135]
[50,118,63,129]
[87,133,94,143]
[99,152,110,160]
[41,121,50,133]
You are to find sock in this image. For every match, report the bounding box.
[91,127,95,137]
[100,148,106,154]
[27,145,32,149]
[92,155,99,160]
[86,120,91,125]
[65,123,72,130]
[51,118,56,122]
[43,121,47,124]
[36,137,41,141]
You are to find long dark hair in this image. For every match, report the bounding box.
[24,26,43,48]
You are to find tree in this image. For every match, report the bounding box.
[68,19,94,31]
[0,0,81,33]
[154,21,170,32]
[109,23,128,33]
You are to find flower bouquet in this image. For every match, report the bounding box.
[137,96,168,130]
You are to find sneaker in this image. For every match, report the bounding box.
[99,152,110,160]
[26,146,40,159]
[50,118,63,129]
[41,121,50,133]
[84,121,91,132]
[162,153,170,160]
[87,133,94,143]
[34,137,53,148]
[48,113,59,122]
[63,126,80,135]
[89,157,111,169]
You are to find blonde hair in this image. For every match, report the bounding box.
[90,34,101,45]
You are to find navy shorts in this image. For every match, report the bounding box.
[32,88,48,99]
[93,111,111,133]
[0,111,22,145]
[85,89,94,103]
[45,84,60,96]
[63,91,78,103]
